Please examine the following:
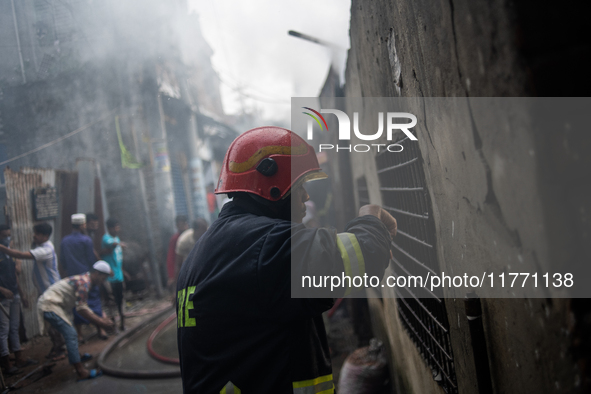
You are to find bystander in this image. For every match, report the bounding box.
[37,261,114,380]
[0,222,60,295]
[0,225,37,376]
[61,214,108,341]
[101,218,127,331]
[173,218,208,289]
[84,213,101,257]
[0,223,65,360]
[166,215,188,291]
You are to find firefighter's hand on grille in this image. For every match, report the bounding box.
[359,204,396,261]
[359,204,397,238]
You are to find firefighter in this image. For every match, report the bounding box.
[176,126,396,393]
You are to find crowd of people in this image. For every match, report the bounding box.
[0,210,211,381]
[1,125,395,391]
[0,213,126,380]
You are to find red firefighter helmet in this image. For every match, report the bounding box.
[215,126,327,201]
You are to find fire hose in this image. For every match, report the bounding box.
[98,305,180,378]
[146,313,179,365]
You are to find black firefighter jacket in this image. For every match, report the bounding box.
[176,199,391,394]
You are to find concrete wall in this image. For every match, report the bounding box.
[342,1,590,393]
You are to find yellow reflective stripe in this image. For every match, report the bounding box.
[317,388,335,394]
[177,288,186,328]
[184,286,196,327]
[292,374,334,394]
[229,144,308,173]
[341,235,360,278]
[337,233,365,296]
[336,235,353,296]
[293,383,334,394]
[346,233,365,277]
[292,373,333,388]
[220,381,241,394]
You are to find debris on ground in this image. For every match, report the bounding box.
[338,339,389,394]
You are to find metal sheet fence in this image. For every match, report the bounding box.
[4,168,56,337]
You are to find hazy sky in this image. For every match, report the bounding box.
[188,0,351,122]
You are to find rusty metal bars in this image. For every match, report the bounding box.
[375,139,458,393]
[356,176,370,207]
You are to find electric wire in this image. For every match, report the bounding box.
[0,109,115,167]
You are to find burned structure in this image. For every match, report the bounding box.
[0,0,235,337]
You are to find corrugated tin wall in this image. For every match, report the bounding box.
[4,167,56,337]
[22,167,56,186]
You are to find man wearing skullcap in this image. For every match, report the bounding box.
[37,261,115,380]
[60,214,108,340]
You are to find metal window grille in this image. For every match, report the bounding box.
[33,0,78,45]
[356,176,370,207]
[52,2,76,43]
[37,54,55,77]
[375,136,458,393]
[33,2,51,46]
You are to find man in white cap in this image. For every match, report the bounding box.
[61,214,95,276]
[60,213,108,341]
[37,261,115,380]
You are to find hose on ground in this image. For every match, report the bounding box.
[146,312,179,364]
[98,305,180,378]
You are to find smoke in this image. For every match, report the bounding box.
[188,0,351,122]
